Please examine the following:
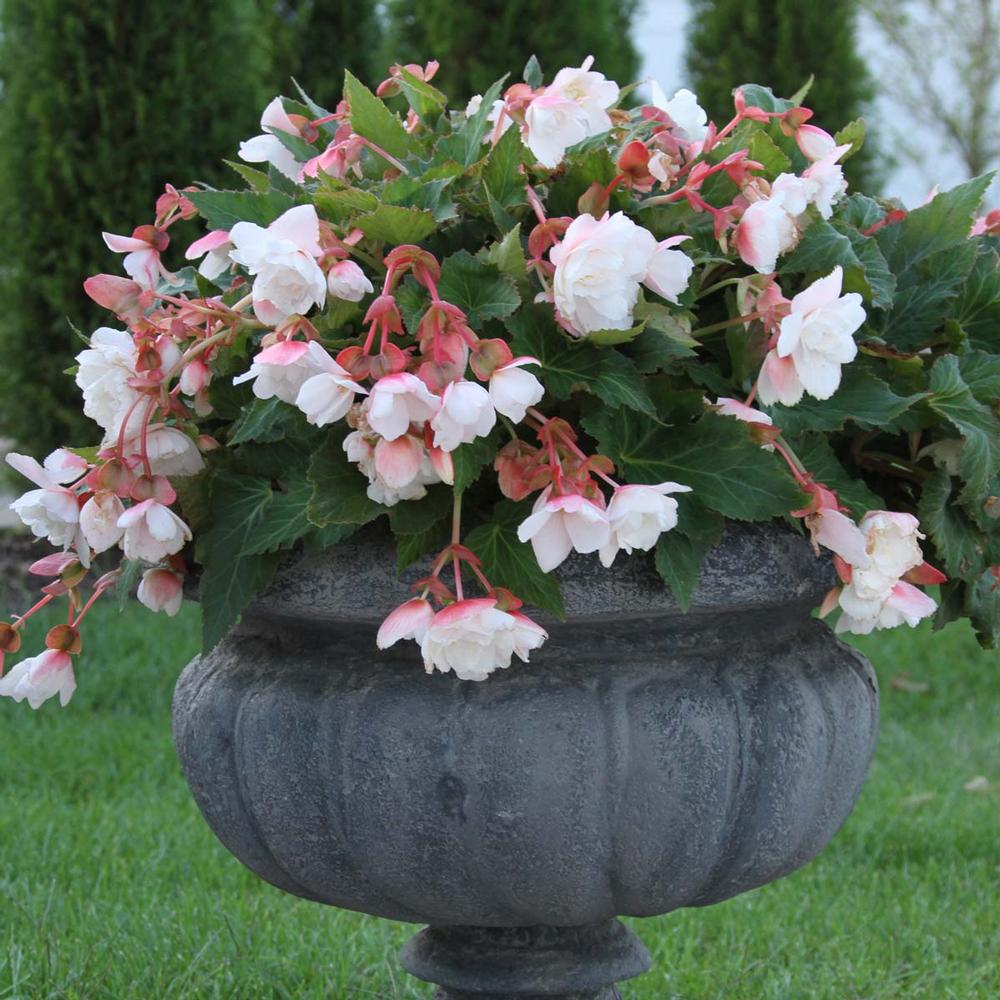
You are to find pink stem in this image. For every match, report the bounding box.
[525,183,548,225]
[72,586,108,628]
[360,138,410,176]
[13,593,56,629]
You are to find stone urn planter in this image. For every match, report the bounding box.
[172,522,879,999]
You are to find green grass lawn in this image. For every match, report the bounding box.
[1,602,998,999]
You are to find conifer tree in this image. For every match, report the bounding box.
[270,0,380,107]
[384,0,641,99]
[686,0,878,186]
[0,0,274,455]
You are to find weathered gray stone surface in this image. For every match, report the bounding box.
[173,523,878,997]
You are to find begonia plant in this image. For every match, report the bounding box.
[3,55,1000,705]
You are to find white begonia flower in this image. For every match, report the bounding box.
[117,500,192,563]
[327,260,374,302]
[489,358,544,423]
[649,82,708,142]
[523,56,619,168]
[757,266,865,405]
[293,342,367,428]
[75,327,142,439]
[517,489,612,572]
[418,599,548,681]
[228,205,326,325]
[430,379,497,452]
[79,491,126,554]
[598,482,692,567]
[233,339,329,404]
[238,96,304,181]
[549,56,620,133]
[550,212,693,335]
[5,453,81,550]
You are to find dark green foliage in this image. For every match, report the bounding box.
[685,0,878,187]
[268,0,380,108]
[0,0,274,456]
[383,0,641,99]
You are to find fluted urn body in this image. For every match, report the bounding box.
[173,523,879,998]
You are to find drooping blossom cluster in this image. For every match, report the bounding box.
[3,53,977,708]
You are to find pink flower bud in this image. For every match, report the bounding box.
[327,260,374,302]
[83,274,145,323]
[179,359,212,396]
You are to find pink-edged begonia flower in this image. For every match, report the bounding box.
[366,372,441,441]
[137,568,184,617]
[837,579,937,635]
[733,175,810,274]
[102,226,178,290]
[178,359,212,397]
[417,598,548,681]
[376,598,436,649]
[830,509,937,635]
[344,425,444,507]
[715,397,776,449]
[644,235,696,304]
[293,342,367,428]
[466,94,514,141]
[238,97,306,181]
[795,123,838,161]
[43,449,88,485]
[549,56,620,134]
[117,499,192,563]
[185,230,233,281]
[0,649,76,709]
[523,88,590,168]
[74,328,142,439]
[123,426,205,478]
[5,453,81,550]
[373,434,426,491]
[715,397,774,427]
[851,511,925,597]
[802,144,851,219]
[233,339,328,404]
[517,489,612,572]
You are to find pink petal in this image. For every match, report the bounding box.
[885,581,937,626]
[5,453,57,490]
[376,598,435,648]
[254,340,310,366]
[374,436,423,489]
[185,230,231,259]
[268,205,322,257]
[791,266,843,315]
[260,96,299,135]
[812,510,870,567]
[431,598,498,628]
[102,232,150,253]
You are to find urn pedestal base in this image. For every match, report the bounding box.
[400,921,651,1000]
